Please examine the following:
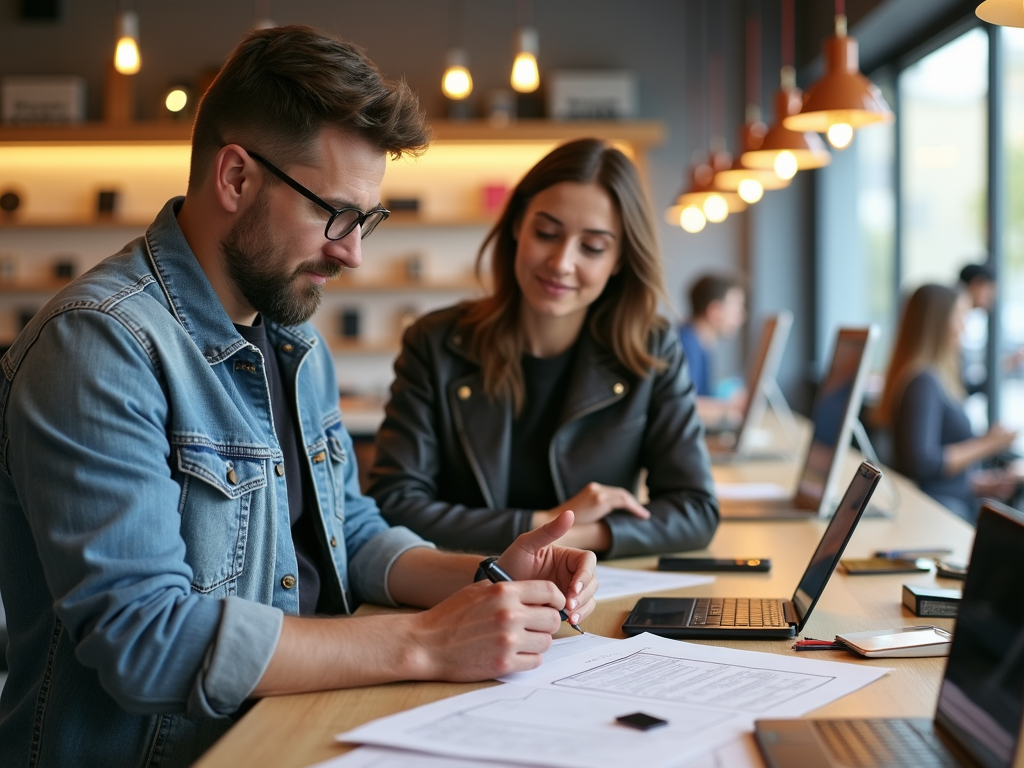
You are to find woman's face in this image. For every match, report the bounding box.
[513,181,623,326]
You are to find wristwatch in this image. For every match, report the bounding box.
[475,556,499,582]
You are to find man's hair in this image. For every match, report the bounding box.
[189,25,430,188]
[958,262,995,286]
[688,273,744,318]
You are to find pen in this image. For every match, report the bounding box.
[479,558,585,634]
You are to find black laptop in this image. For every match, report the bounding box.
[755,500,1024,768]
[622,462,881,640]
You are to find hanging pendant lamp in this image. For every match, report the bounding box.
[782,4,893,150]
[668,157,747,228]
[976,0,1024,27]
[715,110,790,201]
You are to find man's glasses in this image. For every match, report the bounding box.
[246,150,389,240]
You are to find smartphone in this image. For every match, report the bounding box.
[935,560,968,580]
[657,557,771,573]
[873,547,952,560]
[840,557,932,575]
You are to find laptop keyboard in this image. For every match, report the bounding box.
[690,598,787,627]
[814,719,960,767]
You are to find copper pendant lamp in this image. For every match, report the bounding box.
[782,1,893,150]
[976,0,1024,27]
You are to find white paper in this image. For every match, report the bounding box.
[714,482,790,500]
[337,633,887,768]
[500,633,619,684]
[594,564,713,601]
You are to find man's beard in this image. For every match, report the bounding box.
[221,190,342,326]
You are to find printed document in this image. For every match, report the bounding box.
[593,564,713,601]
[337,633,886,768]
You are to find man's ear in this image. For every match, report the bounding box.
[213,144,258,215]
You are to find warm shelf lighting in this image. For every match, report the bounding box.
[114,10,141,75]
[976,0,1024,27]
[164,88,188,113]
[442,49,473,100]
[782,14,893,149]
[511,28,540,93]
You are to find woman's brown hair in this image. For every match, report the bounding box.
[462,138,668,414]
[877,283,966,427]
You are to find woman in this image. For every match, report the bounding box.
[368,138,718,558]
[878,283,1018,523]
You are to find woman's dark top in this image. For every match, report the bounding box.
[367,305,719,559]
[892,368,975,519]
[508,346,577,510]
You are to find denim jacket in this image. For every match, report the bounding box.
[0,198,430,768]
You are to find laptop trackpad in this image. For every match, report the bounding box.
[626,598,696,628]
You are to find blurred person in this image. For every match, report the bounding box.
[369,138,719,559]
[878,284,1020,524]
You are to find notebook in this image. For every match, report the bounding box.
[755,500,1024,768]
[719,325,877,520]
[621,462,881,640]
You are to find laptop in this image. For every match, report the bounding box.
[719,326,877,520]
[755,500,1024,768]
[707,311,793,461]
[621,462,881,640]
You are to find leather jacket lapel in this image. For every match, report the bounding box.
[558,332,630,428]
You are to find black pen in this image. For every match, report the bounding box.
[479,558,585,634]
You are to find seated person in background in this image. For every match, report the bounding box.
[959,262,996,313]
[878,283,1019,524]
[369,138,719,559]
[0,27,597,768]
[958,261,1024,394]
[677,273,748,426]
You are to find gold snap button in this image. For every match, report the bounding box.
[274,463,285,477]
[453,335,462,344]
[281,574,296,589]
[330,536,338,548]
[281,343,294,353]
[312,450,327,463]
[612,382,625,395]
[226,468,238,485]
[458,385,471,400]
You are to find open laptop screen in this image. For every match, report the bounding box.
[934,502,1024,768]
[734,312,792,453]
[792,328,874,511]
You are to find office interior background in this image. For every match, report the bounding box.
[0,0,1021,432]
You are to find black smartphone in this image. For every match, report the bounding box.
[657,557,771,572]
[840,556,932,575]
[935,560,968,580]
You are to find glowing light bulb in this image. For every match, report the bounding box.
[827,122,854,149]
[774,150,798,180]
[442,49,473,100]
[164,88,188,113]
[114,11,141,75]
[737,179,764,204]
[679,205,707,233]
[703,194,729,224]
[511,28,540,93]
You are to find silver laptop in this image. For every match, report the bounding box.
[756,500,1024,768]
[622,462,881,640]
[707,311,793,461]
[720,326,877,520]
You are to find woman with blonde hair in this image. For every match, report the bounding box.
[879,283,1018,522]
[368,138,718,557]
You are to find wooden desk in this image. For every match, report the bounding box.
[194,455,974,767]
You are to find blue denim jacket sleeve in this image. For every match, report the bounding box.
[4,309,282,717]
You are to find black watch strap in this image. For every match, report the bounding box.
[475,556,500,582]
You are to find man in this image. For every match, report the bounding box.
[959,262,996,312]
[0,26,596,768]
[678,273,747,398]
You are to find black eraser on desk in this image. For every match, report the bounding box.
[902,584,961,617]
[616,712,668,731]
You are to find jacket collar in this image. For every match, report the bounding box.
[144,197,316,365]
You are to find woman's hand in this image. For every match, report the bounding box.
[971,468,1020,502]
[982,424,1018,455]
[537,482,650,527]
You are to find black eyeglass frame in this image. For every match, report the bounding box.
[246,150,390,240]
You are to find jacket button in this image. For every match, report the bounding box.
[330,536,338,547]
[453,334,462,344]
[281,574,296,589]
[281,343,294,353]
[274,463,285,477]
[458,385,471,400]
[313,450,327,463]
[613,382,625,395]
[226,468,239,485]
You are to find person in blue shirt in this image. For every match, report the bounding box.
[678,273,747,424]
[0,26,597,768]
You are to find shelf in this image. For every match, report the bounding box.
[325,275,484,293]
[328,339,400,355]
[0,119,664,148]
[0,277,73,293]
[0,218,151,229]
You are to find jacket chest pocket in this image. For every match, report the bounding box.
[175,444,268,594]
[309,420,349,525]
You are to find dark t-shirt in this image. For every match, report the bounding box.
[507,345,577,510]
[234,318,323,614]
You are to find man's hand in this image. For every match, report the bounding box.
[497,510,598,628]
